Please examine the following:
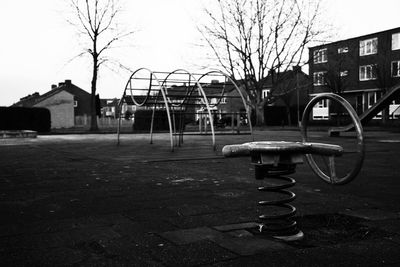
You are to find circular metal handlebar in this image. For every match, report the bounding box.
[301,93,365,185]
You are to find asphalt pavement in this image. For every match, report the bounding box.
[1,129,400,266]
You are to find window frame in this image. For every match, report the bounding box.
[262,89,270,99]
[366,91,381,119]
[313,71,327,86]
[312,98,329,120]
[316,99,328,108]
[392,33,400,50]
[359,65,377,81]
[392,60,400,77]
[338,47,349,54]
[313,48,328,64]
[359,37,378,56]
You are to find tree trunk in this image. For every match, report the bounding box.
[286,105,292,126]
[381,106,390,125]
[380,87,390,125]
[255,104,265,126]
[90,55,99,132]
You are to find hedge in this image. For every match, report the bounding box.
[133,110,192,131]
[0,107,51,132]
[133,110,170,131]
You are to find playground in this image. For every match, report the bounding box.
[1,127,400,266]
[1,68,400,265]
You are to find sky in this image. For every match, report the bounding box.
[1,0,399,106]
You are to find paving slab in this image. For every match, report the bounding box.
[340,208,400,221]
[214,235,293,256]
[362,218,400,234]
[213,222,259,232]
[160,227,225,245]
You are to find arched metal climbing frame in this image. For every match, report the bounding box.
[117,68,253,151]
[150,69,216,150]
[117,68,174,150]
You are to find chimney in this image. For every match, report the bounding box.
[51,84,57,90]
[58,82,64,87]
[65,79,72,86]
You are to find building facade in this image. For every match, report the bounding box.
[13,80,92,128]
[309,27,400,121]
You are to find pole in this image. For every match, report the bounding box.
[296,70,300,127]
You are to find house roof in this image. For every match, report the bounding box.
[260,68,310,96]
[13,80,90,107]
[13,92,42,107]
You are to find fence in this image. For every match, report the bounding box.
[75,115,133,129]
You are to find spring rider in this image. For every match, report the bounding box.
[222,93,365,241]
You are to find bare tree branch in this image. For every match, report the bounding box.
[198,0,327,125]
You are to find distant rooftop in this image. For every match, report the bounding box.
[12,80,90,107]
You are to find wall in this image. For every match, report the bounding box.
[34,91,74,128]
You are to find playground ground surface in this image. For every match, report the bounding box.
[1,129,400,266]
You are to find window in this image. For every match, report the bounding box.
[392,33,400,50]
[74,100,78,107]
[338,47,348,54]
[312,99,329,120]
[210,98,218,104]
[359,65,377,81]
[313,48,327,64]
[368,92,376,107]
[313,71,326,85]
[362,91,382,119]
[360,37,378,56]
[368,92,381,118]
[390,100,400,119]
[316,99,328,108]
[262,89,270,99]
[340,70,349,77]
[392,61,400,77]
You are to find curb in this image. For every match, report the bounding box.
[0,130,37,139]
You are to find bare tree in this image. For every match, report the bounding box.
[68,0,133,131]
[324,60,350,96]
[199,0,325,125]
[321,42,357,95]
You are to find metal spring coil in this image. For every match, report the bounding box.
[256,164,299,237]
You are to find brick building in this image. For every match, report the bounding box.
[309,27,400,121]
[13,80,92,128]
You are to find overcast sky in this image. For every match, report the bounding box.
[1,0,399,106]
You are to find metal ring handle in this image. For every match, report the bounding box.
[301,93,365,184]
